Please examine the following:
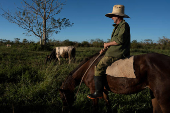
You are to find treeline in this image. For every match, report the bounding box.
[0,38,105,47]
[0,38,105,51]
[131,36,170,50]
[1,36,170,50]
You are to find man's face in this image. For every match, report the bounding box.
[112,17,119,24]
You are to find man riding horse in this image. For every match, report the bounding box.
[87,5,130,99]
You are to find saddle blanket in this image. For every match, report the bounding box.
[106,56,136,78]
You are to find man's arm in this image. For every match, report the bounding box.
[104,41,119,49]
[99,41,119,54]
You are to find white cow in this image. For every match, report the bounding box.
[46,46,76,65]
[6,44,11,47]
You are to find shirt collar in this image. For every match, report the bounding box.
[112,19,125,27]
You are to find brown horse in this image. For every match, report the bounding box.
[59,52,170,113]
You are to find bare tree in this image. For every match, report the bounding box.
[1,0,74,45]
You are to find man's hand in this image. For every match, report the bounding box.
[100,41,119,54]
[99,48,108,54]
[104,43,110,49]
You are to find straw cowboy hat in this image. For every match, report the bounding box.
[105,5,130,18]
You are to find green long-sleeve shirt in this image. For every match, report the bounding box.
[105,20,130,58]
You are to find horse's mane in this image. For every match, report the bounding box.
[69,52,100,76]
[61,52,100,90]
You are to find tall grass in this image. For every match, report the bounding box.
[0,46,170,113]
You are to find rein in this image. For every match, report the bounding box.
[75,50,106,97]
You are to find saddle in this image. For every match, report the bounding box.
[106,56,136,78]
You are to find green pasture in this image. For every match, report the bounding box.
[0,46,170,113]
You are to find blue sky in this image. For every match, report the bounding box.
[0,0,170,43]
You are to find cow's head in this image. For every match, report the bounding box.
[45,55,51,64]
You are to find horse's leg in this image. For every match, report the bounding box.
[92,99,99,112]
[89,88,99,112]
[103,90,112,113]
[157,97,170,113]
[150,85,170,112]
[151,88,170,113]
[152,98,162,113]
[150,89,162,113]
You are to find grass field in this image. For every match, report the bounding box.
[0,46,170,113]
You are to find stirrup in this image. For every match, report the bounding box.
[87,93,103,99]
[87,95,103,99]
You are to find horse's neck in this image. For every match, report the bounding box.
[71,54,101,82]
[62,75,76,91]
[63,53,102,91]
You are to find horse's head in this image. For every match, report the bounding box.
[59,88,75,112]
[59,76,76,112]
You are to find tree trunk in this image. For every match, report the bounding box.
[43,2,47,46]
[43,18,46,45]
[40,38,42,45]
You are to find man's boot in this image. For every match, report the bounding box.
[87,76,103,99]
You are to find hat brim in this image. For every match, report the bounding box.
[105,13,130,18]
